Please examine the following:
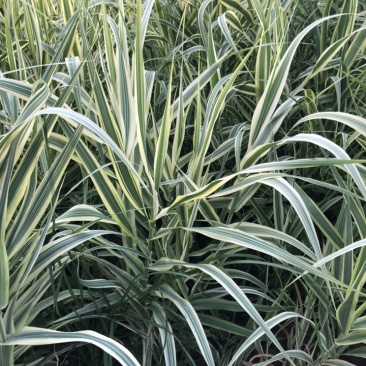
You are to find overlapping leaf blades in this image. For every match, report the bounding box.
[1,0,366,365]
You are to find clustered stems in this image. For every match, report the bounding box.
[0,0,366,365]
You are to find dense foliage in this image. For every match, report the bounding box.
[1,0,366,365]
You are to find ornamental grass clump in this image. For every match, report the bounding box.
[1,0,366,365]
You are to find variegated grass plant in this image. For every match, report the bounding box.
[1,0,366,365]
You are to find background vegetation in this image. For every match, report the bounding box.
[1,0,366,365]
